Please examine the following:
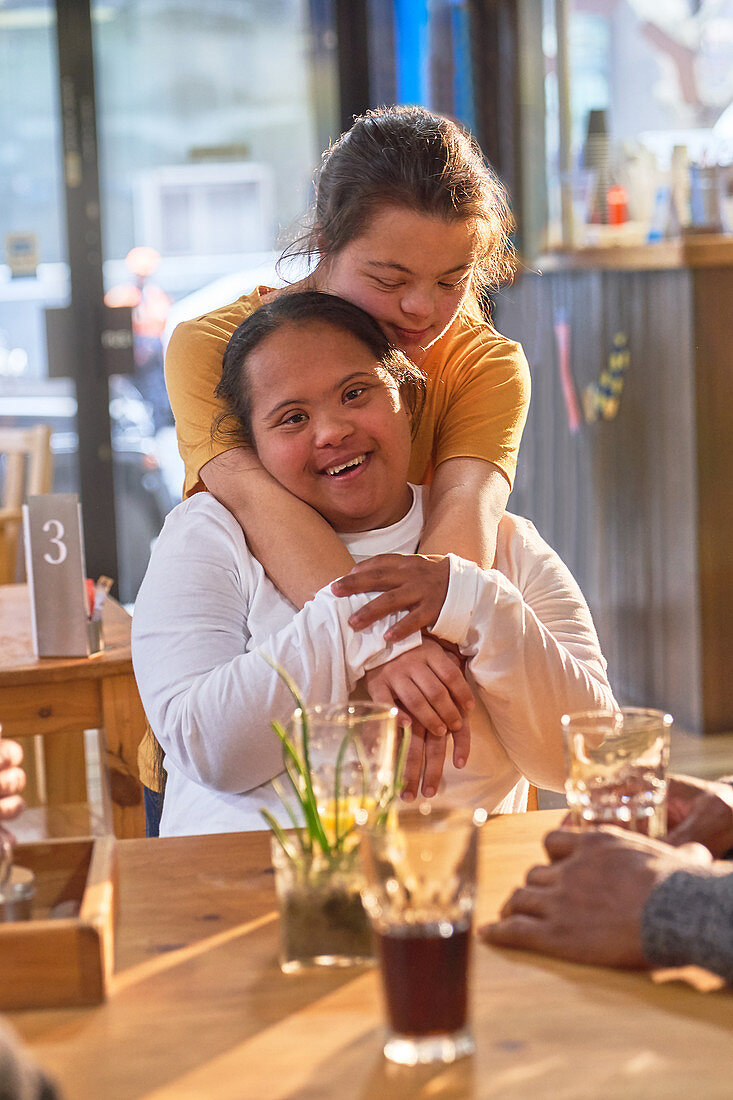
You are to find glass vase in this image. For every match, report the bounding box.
[271,836,374,974]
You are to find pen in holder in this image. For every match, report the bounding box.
[85,574,112,655]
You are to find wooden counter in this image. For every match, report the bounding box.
[534,233,733,272]
[495,241,733,733]
[8,812,733,1099]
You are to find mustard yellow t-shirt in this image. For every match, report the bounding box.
[165,287,531,496]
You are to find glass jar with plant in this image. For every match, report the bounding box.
[261,663,407,973]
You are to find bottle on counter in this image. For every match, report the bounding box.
[584,109,611,224]
[688,162,724,233]
[670,145,691,229]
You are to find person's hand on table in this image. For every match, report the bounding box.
[331,553,450,642]
[0,735,25,823]
[363,637,473,801]
[481,826,713,969]
[665,774,733,857]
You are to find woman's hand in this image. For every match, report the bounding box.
[0,737,25,823]
[362,637,473,799]
[331,554,450,642]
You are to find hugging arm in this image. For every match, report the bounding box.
[203,454,474,756]
[201,448,355,606]
[131,506,421,796]
[430,539,615,792]
[418,457,510,566]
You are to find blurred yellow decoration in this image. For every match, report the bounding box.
[317,795,376,849]
[583,331,629,423]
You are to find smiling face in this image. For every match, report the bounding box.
[316,206,477,366]
[246,319,413,533]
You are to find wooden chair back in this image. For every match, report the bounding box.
[0,425,53,584]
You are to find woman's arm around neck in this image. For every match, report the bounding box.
[201,447,354,608]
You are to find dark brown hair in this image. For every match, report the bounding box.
[215,291,426,446]
[280,105,516,313]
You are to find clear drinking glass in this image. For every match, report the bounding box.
[562,707,672,837]
[359,803,481,1066]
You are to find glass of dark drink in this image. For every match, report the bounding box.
[359,803,481,1065]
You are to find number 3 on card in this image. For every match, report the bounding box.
[23,493,92,657]
[42,518,68,565]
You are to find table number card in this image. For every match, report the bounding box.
[22,493,94,657]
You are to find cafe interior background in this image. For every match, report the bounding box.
[1,0,733,814]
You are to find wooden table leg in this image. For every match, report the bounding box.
[101,673,146,839]
[43,730,88,805]
[14,735,45,807]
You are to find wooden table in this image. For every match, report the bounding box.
[9,811,732,1099]
[0,584,145,838]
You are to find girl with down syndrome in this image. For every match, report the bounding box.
[132,293,613,836]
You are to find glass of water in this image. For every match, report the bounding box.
[561,707,672,838]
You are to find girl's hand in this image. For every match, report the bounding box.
[400,719,443,801]
[398,716,472,801]
[362,638,473,798]
[364,638,473,741]
[331,553,450,642]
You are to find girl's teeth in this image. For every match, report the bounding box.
[327,454,365,476]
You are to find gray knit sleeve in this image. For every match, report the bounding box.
[0,1018,62,1100]
[641,867,733,982]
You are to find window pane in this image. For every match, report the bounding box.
[92,0,339,600]
[370,0,477,131]
[0,2,81,583]
[0,1,68,381]
[534,0,733,252]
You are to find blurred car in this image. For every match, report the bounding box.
[161,251,310,349]
[0,374,177,604]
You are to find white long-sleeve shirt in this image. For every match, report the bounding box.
[132,486,613,836]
